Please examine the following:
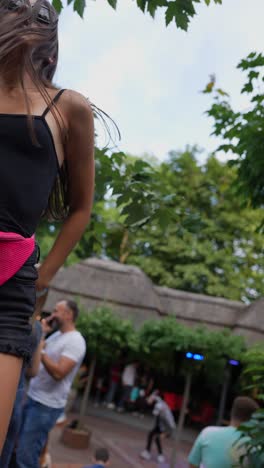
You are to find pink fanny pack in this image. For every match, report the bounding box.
[0,232,35,286]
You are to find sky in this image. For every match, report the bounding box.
[56,0,264,161]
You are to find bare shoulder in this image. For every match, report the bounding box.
[61,89,94,125]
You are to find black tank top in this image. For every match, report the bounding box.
[0,89,65,237]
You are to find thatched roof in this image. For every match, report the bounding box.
[45,258,164,327]
[156,286,245,329]
[45,257,263,343]
[233,297,264,344]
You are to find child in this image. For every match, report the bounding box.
[140,391,176,463]
[83,448,110,468]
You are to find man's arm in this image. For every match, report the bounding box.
[188,431,203,468]
[41,353,76,381]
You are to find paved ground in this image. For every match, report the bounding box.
[50,406,198,468]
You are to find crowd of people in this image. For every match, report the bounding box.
[0,300,86,468]
[0,297,259,468]
[76,356,261,467]
[91,361,155,416]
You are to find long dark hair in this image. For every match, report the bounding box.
[0,0,70,220]
[0,0,120,222]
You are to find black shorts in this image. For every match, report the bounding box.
[0,244,39,363]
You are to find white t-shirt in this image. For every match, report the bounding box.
[153,396,176,431]
[28,330,86,409]
[122,364,136,386]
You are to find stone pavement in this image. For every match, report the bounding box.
[50,409,197,468]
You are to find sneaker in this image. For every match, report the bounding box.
[117,407,124,413]
[157,454,165,463]
[107,402,115,410]
[140,450,151,460]
[56,413,67,425]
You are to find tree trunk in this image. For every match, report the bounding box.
[170,372,192,468]
[119,229,130,264]
[77,356,96,430]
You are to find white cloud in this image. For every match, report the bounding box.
[56,0,264,160]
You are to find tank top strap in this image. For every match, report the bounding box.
[42,89,66,118]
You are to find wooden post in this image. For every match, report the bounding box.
[170,372,192,468]
[216,366,231,426]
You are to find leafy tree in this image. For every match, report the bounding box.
[125,149,264,302]
[37,146,174,264]
[76,306,137,429]
[52,0,222,31]
[139,317,245,379]
[205,52,264,211]
[204,57,264,463]
[38,148,264,302]
[238,345,264,467]
[77,305,137,363]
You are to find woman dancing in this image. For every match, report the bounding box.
[0,0,94,452]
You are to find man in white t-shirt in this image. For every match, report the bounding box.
[117,362,138,412]
[16,300,86,468]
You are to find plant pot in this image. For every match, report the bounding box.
[61,425,91,450]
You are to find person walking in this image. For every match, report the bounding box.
[141,392,176,463]
[16,300,86,468]
[0,0,94,454]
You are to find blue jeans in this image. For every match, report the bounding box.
[16,396,63,468]
[0,369,25,468]
[118,385,132,409]
[105,381,118,404]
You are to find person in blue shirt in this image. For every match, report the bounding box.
[188,396,259,468]
[82,447,110,468]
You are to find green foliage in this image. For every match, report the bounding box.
[76,306,137,363]
[126,149,264,302]
[76,305,246,384]
[138,317,245,377]
[52,0,222,31]
[36,147,174,263]
[206,52,264,210]
[37,148,264,302]
[205,54,264,462]
[238,345,264,467]
[238,411,264,468]
[241,345,264,397]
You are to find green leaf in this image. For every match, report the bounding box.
[136,0,147,12]
[54,0,224,28]
[52,0,63,13]
[73,0,86,16]
[165,3,177,26]
[147,2,157,18]
[107,0,117,8]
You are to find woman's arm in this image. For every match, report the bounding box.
[36,91,95,291]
